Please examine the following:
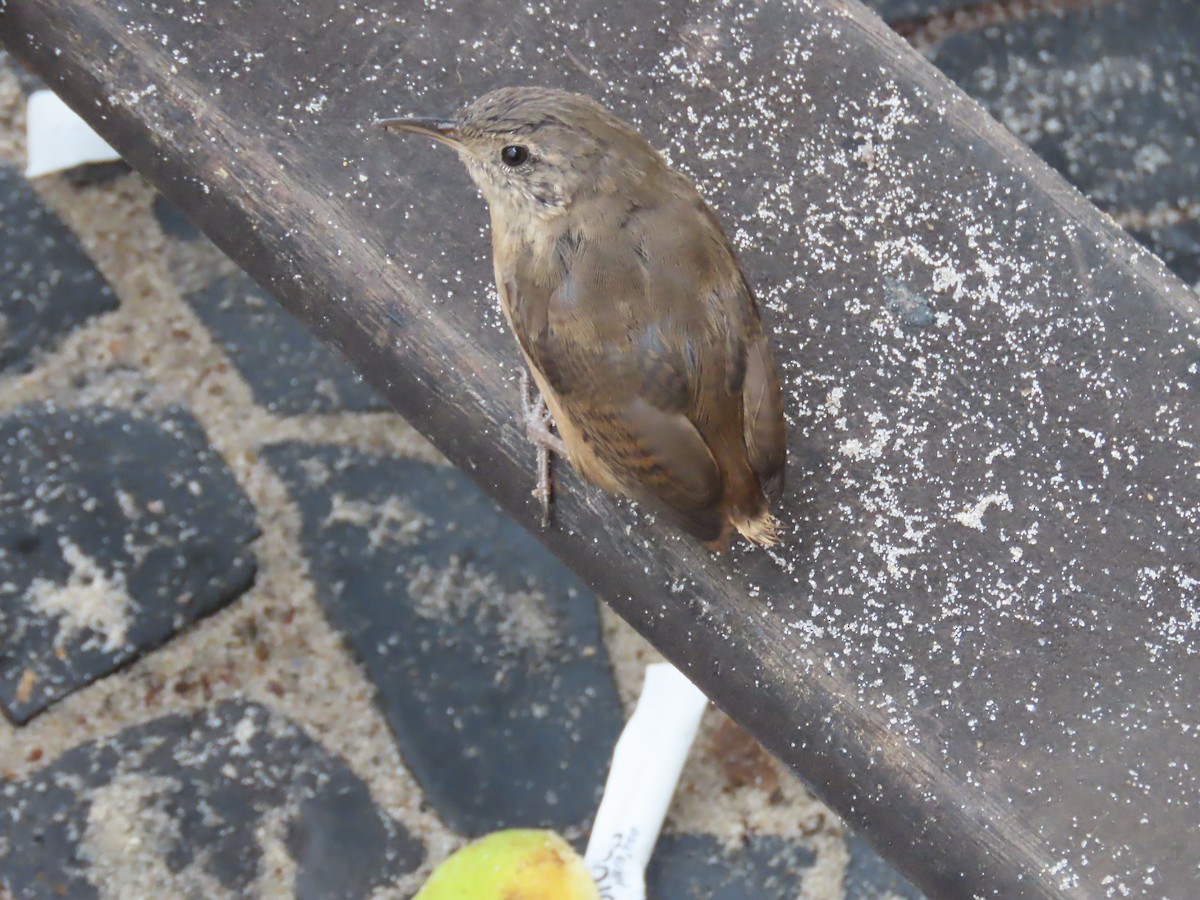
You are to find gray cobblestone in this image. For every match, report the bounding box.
[0,165,117,374]
[0,404,258,723]
[0,701,424,899]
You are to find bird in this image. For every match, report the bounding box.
[376,87,786,548]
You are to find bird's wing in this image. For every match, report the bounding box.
[726,278,787,504]
[691,204,788,506]
[503,238,727,541]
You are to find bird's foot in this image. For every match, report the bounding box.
[520,369,565,527]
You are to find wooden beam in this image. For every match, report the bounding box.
[5,0,1198,895]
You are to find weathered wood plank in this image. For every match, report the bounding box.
[4,0,1197,895]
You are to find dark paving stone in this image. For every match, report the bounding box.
[152,193,202,241]
[0,164,118,374]
[58,161,133,188]
[861,0,965,21]
[185,272,387,415]
[644,833,816,898]
[1129,219,1200,290]
[0,405,259,723]
[0,700,423,899]
[844,832,926,899]
[927,0,1200,281]
[264,445,624,836]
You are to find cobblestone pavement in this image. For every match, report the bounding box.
[1,0,1195,896]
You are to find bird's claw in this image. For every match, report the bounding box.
[520,370,563,527]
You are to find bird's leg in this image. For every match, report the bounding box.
[520,369,565,526]
[521,376,567,457]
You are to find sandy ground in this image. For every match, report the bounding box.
[0,54,848,898]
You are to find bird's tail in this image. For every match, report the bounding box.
[725,461,780,547]
[731,509,779,547]
[713,431,781,548]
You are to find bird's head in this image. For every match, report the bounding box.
[376,87,663,224]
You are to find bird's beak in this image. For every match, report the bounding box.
[373,116,461,147]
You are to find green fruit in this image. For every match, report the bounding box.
[416,829,600,900]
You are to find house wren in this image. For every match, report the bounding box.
[376,87,786,547]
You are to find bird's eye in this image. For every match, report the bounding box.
[500,145,530,167]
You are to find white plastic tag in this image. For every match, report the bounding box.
[585,663,709,900]
[25,90,121,178]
